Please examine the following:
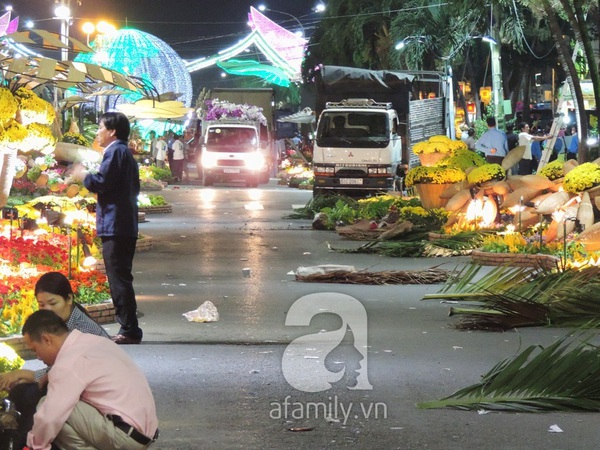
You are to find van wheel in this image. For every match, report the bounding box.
[203,175,214,187]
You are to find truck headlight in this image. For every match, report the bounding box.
[368,167,391,175]
[246,152,265,171]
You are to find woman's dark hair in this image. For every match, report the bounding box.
[99,112,131,141]
[35,272,73,299]
[35,272,91,317]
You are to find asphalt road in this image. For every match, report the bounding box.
[24,181,600,449]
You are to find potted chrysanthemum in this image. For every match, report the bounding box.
[405,165,466,209]
[412,135,467,167]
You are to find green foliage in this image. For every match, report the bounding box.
[0,343,24,373]
[418,333,600,412]
[149,195,167,206]
[76,283,111,305]
[82,120,98,145]
[287,193,359,219]
[26,165,41,182]
[321,199,359,228]
[148,166,172,182]
[61,132,90,147]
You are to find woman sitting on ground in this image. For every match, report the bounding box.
[0,272,110,448]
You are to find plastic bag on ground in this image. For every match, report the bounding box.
[294,265,356,277]
[183,301,219,323]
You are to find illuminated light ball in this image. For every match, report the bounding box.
[75,28,193,106]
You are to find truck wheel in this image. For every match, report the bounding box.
[313,186,323,197]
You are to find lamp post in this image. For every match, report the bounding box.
[53,2,71,62]
[257,4,305,37]
[488,4,506,130]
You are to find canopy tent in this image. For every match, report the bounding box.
[116,99,193,120]
[1,31,158,99]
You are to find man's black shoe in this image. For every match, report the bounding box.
[111,334,142,345]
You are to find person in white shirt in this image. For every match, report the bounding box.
[517,122,550,175]
[171,134,185,181]
[154,135,167,169]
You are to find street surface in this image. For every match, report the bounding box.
[25,181,600,449]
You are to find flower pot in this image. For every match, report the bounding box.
[418,152,447,167]
[35,173,49,187]
[414,183,453,210]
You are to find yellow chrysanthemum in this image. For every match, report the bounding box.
[0,88,18,125]
[467,163,506,185]
[539,160,564,181]
[0,119,28,147]
[563,162,600,193]
[15,87,56,126]
[405,165,466,187]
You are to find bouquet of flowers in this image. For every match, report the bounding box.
[203,99,267,126]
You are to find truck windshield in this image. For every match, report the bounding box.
[205,127,258,151]
[316,112,390,148]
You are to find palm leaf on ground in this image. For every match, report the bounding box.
[418,334,600,411]
[424,263,600,330]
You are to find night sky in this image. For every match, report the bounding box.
[13,1,322,91]
[13,1,321,58]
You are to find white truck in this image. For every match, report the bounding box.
[312,66,451,195]
[200,98,271,187]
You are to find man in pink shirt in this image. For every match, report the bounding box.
[22,310,158,450]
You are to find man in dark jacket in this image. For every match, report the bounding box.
[72,112,143,345]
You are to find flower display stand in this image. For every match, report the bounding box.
[414,183,453,209]
[138,205,172,214]
[0,302,116,359]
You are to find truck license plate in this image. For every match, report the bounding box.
[340,178,363,185]
[224,168,240,174]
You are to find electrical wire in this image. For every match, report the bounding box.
[510,0,556,59]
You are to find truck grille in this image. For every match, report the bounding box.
[218,160,245,166]
[336,168,367,177]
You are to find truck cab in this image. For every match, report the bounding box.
[313,99,402,194]
[201,121,266,187]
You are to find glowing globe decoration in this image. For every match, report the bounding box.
[74,28,193,107]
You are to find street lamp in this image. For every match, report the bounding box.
[257,4,305,37]
[82,20,116,46]
[53,3,71,62]
[82,21,95,46]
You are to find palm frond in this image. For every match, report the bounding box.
[418,334,600,411]
[426,263,600,330]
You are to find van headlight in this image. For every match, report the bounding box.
[246,152,265,171]
[201,151,218,169]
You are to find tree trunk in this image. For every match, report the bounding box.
[570,0,600,139]
[543,1,589,161]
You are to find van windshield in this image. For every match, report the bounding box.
[316,112,389,148]
[206,127,258,151]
